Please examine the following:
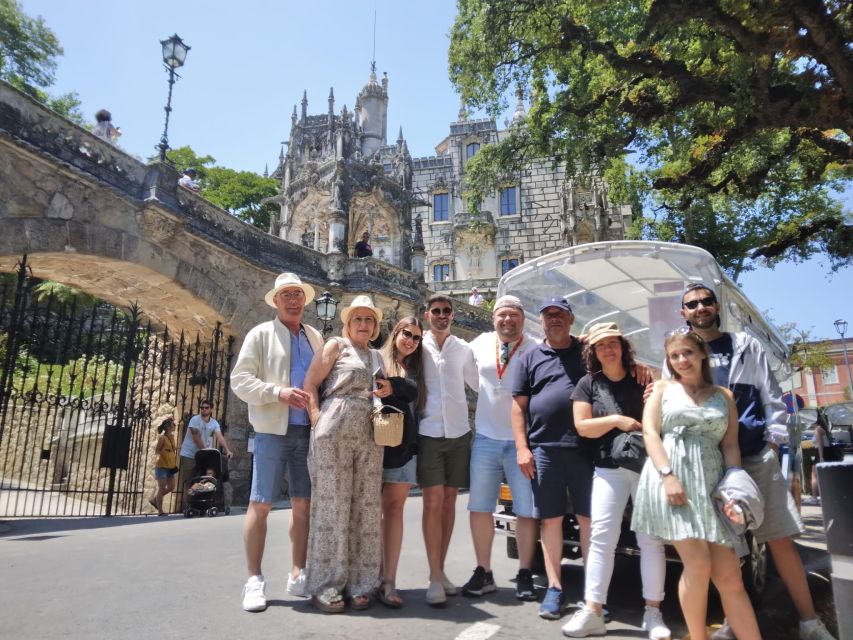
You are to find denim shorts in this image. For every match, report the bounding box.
[382,456,417,485]
[250,427,312,503]
[154,467,177,480]
[467,433,535,518]
[531,446,594,519]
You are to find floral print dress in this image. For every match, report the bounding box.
[306,337,384,598]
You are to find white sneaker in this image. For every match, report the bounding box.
[286,569,307,597]
[800,619,836,640]
[242,575,267,612]
[642,606,671,640]
[562,607,606,637]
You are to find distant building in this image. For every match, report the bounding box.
[270,69,635,303]
[787,337,853,406]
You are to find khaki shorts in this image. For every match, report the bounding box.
[417,432,472,489]
[743,446,805,544]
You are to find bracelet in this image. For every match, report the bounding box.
[726,465,742,471]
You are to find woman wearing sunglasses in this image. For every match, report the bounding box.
[632,328,760,640]
[372,317,426,607]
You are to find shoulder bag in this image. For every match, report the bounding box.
[371,351,404,447]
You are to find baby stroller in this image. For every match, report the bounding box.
[184,447,230,518]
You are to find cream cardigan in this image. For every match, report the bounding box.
[230,319,324,435]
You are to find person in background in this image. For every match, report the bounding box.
[230,272,322,612]
[373,316,426,608]
[303,295,385,613]
[468,287,485,307]
[461,295,539,601]
[354,231,373,257]
[178,400,233,506]
[149,417,178,516]
[178,168,200,191]
[93,109,120,144]
[678,283,836,640]
[633,328,760,640]
[562,323,670,639]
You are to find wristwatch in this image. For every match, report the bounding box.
[657,465,673,478]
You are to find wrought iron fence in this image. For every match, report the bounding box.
[0,255,233,517]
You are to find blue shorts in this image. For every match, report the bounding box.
[154,467,177,480]
[531,446,594,519]
[382,456,417,485]
[468,433,535,518]
[250,427,311,503]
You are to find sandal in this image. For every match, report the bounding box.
[378,580,403,608]
[312,588,345,614]
[350,593,371,611]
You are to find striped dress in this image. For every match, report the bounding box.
[631,385,733,546]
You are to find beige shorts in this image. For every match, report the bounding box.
[743,446,805,544]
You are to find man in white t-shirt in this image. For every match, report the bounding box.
[179,400,233,504]
[468,287,485,307]
[461,295,539,601]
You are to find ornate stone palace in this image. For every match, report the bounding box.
[270,69,635,301]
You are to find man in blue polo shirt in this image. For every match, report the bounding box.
[512,296,593,620]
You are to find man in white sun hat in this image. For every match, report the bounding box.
[231,273,324,612]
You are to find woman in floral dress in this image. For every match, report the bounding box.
[303,295,385,613]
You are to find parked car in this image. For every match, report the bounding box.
[492,241,792,602]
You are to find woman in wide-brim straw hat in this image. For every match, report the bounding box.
[303,295,385,613]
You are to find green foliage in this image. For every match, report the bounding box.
[0,0,83,122]
[449,0,852,278]
[164,146,278,231]
[32,281,97,310]
[778,323,834,374]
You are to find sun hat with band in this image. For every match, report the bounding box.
[586,322,623,346]
[340,295,383,341]
[264,273,316,308]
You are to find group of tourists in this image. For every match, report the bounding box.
[227,272,834,640]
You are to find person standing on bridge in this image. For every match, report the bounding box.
[230,273,324,612]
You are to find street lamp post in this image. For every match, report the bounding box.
[156,34,190,163]
[834,319,853,401]
[315,291,339,336]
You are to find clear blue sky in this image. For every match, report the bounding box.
[19,0,853,340]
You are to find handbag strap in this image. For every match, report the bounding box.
[370,350,383,410]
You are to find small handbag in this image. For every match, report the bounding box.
[371,352,404,447]
[610,431,646,474]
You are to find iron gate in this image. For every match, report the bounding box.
[0,255,234,517]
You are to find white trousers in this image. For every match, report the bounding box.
[585,466,666,604]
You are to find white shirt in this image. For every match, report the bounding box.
[469,293,485,307]
[179,415,221,458]
[470,331,537,440]
[420,332,478,438]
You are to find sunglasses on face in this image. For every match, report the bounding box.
[683,296,716,310]
[399,329,422,343]
[429,307,453,316]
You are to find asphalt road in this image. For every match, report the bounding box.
[0,497,837,639]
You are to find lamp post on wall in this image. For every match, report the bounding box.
[834,319,853,401]
[315,291,339,336]
[156,34,190,163]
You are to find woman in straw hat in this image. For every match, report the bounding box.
[303,295,385,613]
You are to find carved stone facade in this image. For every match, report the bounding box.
[272,73,636,301]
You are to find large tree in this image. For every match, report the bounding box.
[0,0,82,122]
[449,0,852,278]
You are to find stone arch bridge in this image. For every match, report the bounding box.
[0,81,489,504]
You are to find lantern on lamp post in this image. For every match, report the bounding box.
[156,34,190,163]
[315,291,339,336]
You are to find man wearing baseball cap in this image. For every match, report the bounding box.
[512,296,592,620]
[461,295,539,600]
[231,273,324,612]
